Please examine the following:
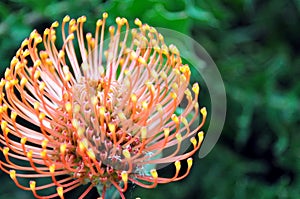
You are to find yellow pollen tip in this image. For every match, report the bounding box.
[69,19,76,26]
[34,70,40,80]
[150,169,158,179]
[171,114,179,124]
[65,74,72,83]
[79,139,88,152]
[21,137,27,145]
[10,111,17,120]
[200,107,207,117]
[149,27,156,34]
[164,128,170,137]
[97,19,103,27]
[130,51,138,60]
[4,128,9,136]
[187,158,193,168]
[63,15,70,22]
[35,36,42,44]
[3,147,9,156]
[67,33,75,40]
[10,79,18,86]
[10,57,18,66]
[87,148,96,160]
[102,12,108,19]
[190,137,197,147]
[60,65,70,74]
[122,149,131,159]
[198,131,204,143]
[30,181,36,191]
[0,79,5,87]
[176,133,182,141]
[1,121,7,131]
[194,103,199,110]
[77,127,85,138]
[184,89,192,99]
[0,105,8,114]
[77,16,86,23]
[42,139,48,149]
[68,27,76,34]
[116,17,122,25]
[82,16,87,22]
[138,56,147,65]
[9,170,16,180]
[108,123,116,133]
[122,18,127,24]
[57,186,64,198]
[99,106,105,116]
[60,144,66,154]
[121,171,128,182]
[44,28,49,35]
[34,102,40,110]
[52,21,59,28]
[39,82,46,91]
[181,117,188,126]
[161,45,169,55]
[71,119,79,129]
[141,127,147,139]
[30,30,37,39]
[171,83,178,91]
[91,96,98,106]
[15,62,22,71]
[169,44,179,55]
[5,81,11,90]
[27,150,33,159]
[182,64,190,73]
[58,51,65,59]
[130,94,137,103]
[142,101,148,110]
[109,26,115,34]
[192,83,199,95]
[21,39,29,48]
[65,102,72,112]
[175,160,181,170]
[170,92,177,99]
[49,164,55,173]
[20,77,28,87]
[39,112,45,120]
[86,32,92,41]
[173,68,180,76]
[134,18,142,26]
[4,68,11,79]
[41,150,47,158]
[40,51,48,59]
[51,35,57,42]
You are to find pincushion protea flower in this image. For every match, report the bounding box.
[0,13,206,199]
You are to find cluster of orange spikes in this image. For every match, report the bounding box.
[0,13,206,199]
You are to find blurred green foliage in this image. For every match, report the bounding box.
[0,0,300,198]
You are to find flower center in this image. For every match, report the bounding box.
[62,76,143,186]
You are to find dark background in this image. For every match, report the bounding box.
[0,0,300,198]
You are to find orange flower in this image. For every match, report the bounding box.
[0,13,206,199]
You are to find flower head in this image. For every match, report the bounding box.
[0,13,206,198]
